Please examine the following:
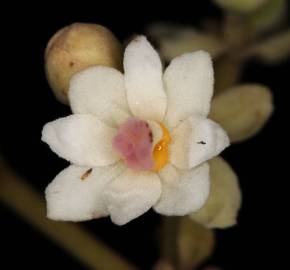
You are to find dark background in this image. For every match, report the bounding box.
[1,1,288,269]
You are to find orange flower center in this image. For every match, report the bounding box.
[152,123,171,172]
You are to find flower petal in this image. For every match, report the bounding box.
[45,163,125,221]
[163,51,214,129]
[124,36,167,122]
[104,169,161,225]
[42,114,119,167]
[69,66,131,127]
[154,163,210,215]
[147,120,163,147]
[170,117,229,169]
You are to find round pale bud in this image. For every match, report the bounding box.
[45,23,123,104]
[210,84,273,143]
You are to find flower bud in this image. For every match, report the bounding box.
[253,30,290,63]
[45,23,123,104]
[147,23,225,61]
[190,157,241,229]
[210,84,273,143]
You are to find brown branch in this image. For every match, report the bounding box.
[0,158,137,270]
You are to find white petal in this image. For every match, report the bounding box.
[45,163,125,221]
[104,169,161,225]
[147,120,163,147]
[69,66,131,127]
[170,117,229,169]
[42,114,119,167]
[154,163,210,215]
[124,36,167,122]
[164,51,214,129]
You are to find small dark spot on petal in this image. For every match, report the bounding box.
[69,61,74,67]
[80,168,93,180]
[197,141,206,145]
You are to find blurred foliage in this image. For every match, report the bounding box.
[247,0,286,33]
[214,0,268,13]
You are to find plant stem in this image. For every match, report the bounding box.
[214,56,244,94]
[0,158,137,270]
[161,217,180,270]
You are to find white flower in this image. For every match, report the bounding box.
[41,36,229,225]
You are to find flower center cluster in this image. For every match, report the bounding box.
[112,117,171,171]
[152,123,171,171]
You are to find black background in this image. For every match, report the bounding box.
[1,1,289,269]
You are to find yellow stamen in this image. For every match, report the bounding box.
[152,123,171,172]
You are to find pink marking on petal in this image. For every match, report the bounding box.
[112,117,154,170]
